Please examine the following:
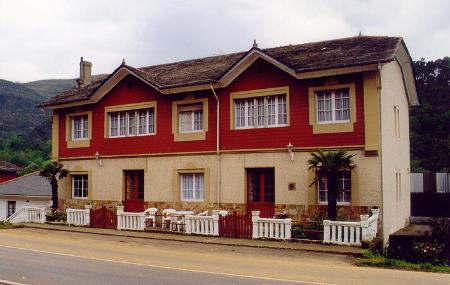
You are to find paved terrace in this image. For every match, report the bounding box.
[24,223,363,256]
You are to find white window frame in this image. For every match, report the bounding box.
[178,104,203,133]
[180,173,204,202]
[108,108,155,138]
[315,88,350,124]
[318,171,351,205]
[234,95,287,129]
[72,175,88,199]
[71,115,89,141]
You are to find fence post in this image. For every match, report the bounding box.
[284,218,292,239]
[40,208,46,223]
[323,220,331,243]
[116,206,124,230]
[185,215,192,234]
[212,214,219,236]
[138,213,145,231]
[84,209,91,226]
[251,211,260,239]
[360,214,370,241]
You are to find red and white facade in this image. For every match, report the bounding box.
[44,37,418,241]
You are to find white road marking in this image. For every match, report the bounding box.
[0,244,337,285]
[0,279,31,285]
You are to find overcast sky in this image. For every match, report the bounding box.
[0,0,449,82]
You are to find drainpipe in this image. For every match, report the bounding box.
[210,83,220,207]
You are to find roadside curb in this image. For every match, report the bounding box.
[23,224,363,257]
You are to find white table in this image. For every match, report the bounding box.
[175,210,194,215]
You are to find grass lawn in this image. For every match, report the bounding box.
[0,222,25,229]
[355,251,450,274]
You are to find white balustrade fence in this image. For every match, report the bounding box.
[184,215,219,236]
[25,206,47,224]
[251,211,292,240]
[323,208,379,246]
[4,206,47,224]
[66,209,90,226]
[116,206,145,231]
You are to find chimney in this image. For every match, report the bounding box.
[78,57,92,87]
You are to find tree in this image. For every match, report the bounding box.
[308,150,356,220]
[410,57,450,172]
[40,161,68,210]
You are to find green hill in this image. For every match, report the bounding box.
[0,79,49,140]
[23,78,76,99]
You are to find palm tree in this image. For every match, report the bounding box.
[40,161,68,210]
[308,150,356,220]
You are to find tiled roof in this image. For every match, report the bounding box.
[0,171,51,197]
[0,160,21,172]
[41,36,402,107]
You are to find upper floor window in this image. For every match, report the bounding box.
[316,88,350,123]
[109,108,155,138]
[72,115,89,140]
[234,94,287,129]
[318,171,351,205]
[178,104,203,133]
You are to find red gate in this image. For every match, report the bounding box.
[219,211,252,239]
[90,207,117,229]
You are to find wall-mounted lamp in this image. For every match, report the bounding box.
[95,151,102,166]
[287,142,294,162]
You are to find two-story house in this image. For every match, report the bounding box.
[40,36,418,242]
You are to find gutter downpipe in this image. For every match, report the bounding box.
[210,83,220,207]
[377,63,385,244]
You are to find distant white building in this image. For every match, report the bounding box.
[0,171,51,221]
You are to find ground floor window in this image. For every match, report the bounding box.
[7,201,16,217]
[72,175,88,199]
[180,173,204,201]
[318,171,351,204]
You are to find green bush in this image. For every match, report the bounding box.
[46,210,67,222]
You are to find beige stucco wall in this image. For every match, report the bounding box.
[58,150,381,212]
[380,61,411,243]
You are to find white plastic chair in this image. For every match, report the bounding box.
[197,210,209,216]
[162,208,176,228]
[144,208,158,227]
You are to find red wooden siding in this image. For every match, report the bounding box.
[58,59,366,158]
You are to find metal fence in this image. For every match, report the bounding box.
[410,172,449,193]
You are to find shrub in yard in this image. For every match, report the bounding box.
[388,238,447,265]
[46,209,67,223]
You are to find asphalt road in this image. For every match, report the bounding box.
[0,228,449,285]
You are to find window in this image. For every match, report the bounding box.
[318,171,351,204]
[180,173,204,201]
[109,108,155,137]
[394,105,400,138]
[234,95,287,129]
[178,104,203,133]
[7,201,16,218]
[72,175,88,199]
[316,88,350,123]
[72,115,89,140]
